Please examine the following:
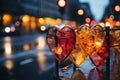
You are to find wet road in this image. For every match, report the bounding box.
[0,33,120,80]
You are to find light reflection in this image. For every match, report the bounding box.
[4,36,11,42]
[3,37,12,58]
[36,36,46,49]
[37,52,47,71]
[4,60,14,70]
[23,44,30,51]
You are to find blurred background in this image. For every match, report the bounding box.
[0,0,120,80]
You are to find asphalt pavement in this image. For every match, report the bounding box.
[0,33,120,80]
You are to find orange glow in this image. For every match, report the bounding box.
[3,14,12,26]
[95,41,102,47]
[78,9,84,16]
[22,15,30,22]
[30,16,36,21]
[4,60,14,70]
[85,17,91,23]
[56,18,62,24]
[58,0,66,8]
[56,46,62,55]
[23,44,30,51]
[38,18,45,24]
[99,22,105,27]
[116,21,120,26]
[30,22,36,30]
[114,5,120,12]
[15,21,20,26]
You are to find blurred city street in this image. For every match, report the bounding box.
[0,0,120,80]
[0,32,119,80]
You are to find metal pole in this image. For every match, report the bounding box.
[73,64,76,71]
[55,59,60,80]
[105,26,110,80]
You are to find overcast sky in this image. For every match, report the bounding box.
[79,0,109,21]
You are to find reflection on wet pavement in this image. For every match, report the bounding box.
[0,34,120,80]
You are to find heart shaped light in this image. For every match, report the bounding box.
[47,25,76,62]
[69,29,88,66]
[90,25,105,54]
[77,24,94,55]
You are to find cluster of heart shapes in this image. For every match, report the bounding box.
[47,24,112,67]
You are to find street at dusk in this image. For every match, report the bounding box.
[0,0,120,80]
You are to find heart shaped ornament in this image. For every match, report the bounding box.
[77,24,94,55]
[47,25,76,62]
[69,30,88,66]
[89,25,106,67]
[90,25,105,55]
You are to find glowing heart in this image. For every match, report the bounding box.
[77,24,94,55]
[90,34,113,67]
[69,31,88,66]
[88,25,106,67]
[90,25,105,55]
[47,25,76,62]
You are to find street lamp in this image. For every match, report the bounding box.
[77,9,84,16]
[58,0,66,17]
[114,5,120,12]
[58,0,66,8]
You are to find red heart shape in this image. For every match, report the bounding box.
[90,36,113,67]
[47,26,76,62]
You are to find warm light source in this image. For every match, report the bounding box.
[40,26,46,31]
[85,17,91,23]
[4,42,12,58]
[3,14,12,26]
[58,0,66,8]
[22,15,30,22]
[95,41,102,47]
[55,46,62,55]
[36,37,46,49]
[105,22,110,26]
[78,9,84,16]
[114,5,120,12]
[4,60,14,70]
[23,44,30,51]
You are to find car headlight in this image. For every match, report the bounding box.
[5,27,10,33]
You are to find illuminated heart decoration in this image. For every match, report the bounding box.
[70,69,86,80]
[88,25,106,67]
[90,34,113,67]
[77,24,94,55]
[69,31,88,66]
[88,68,104,80]
[89,25,105,55]
[47,25,76,62]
